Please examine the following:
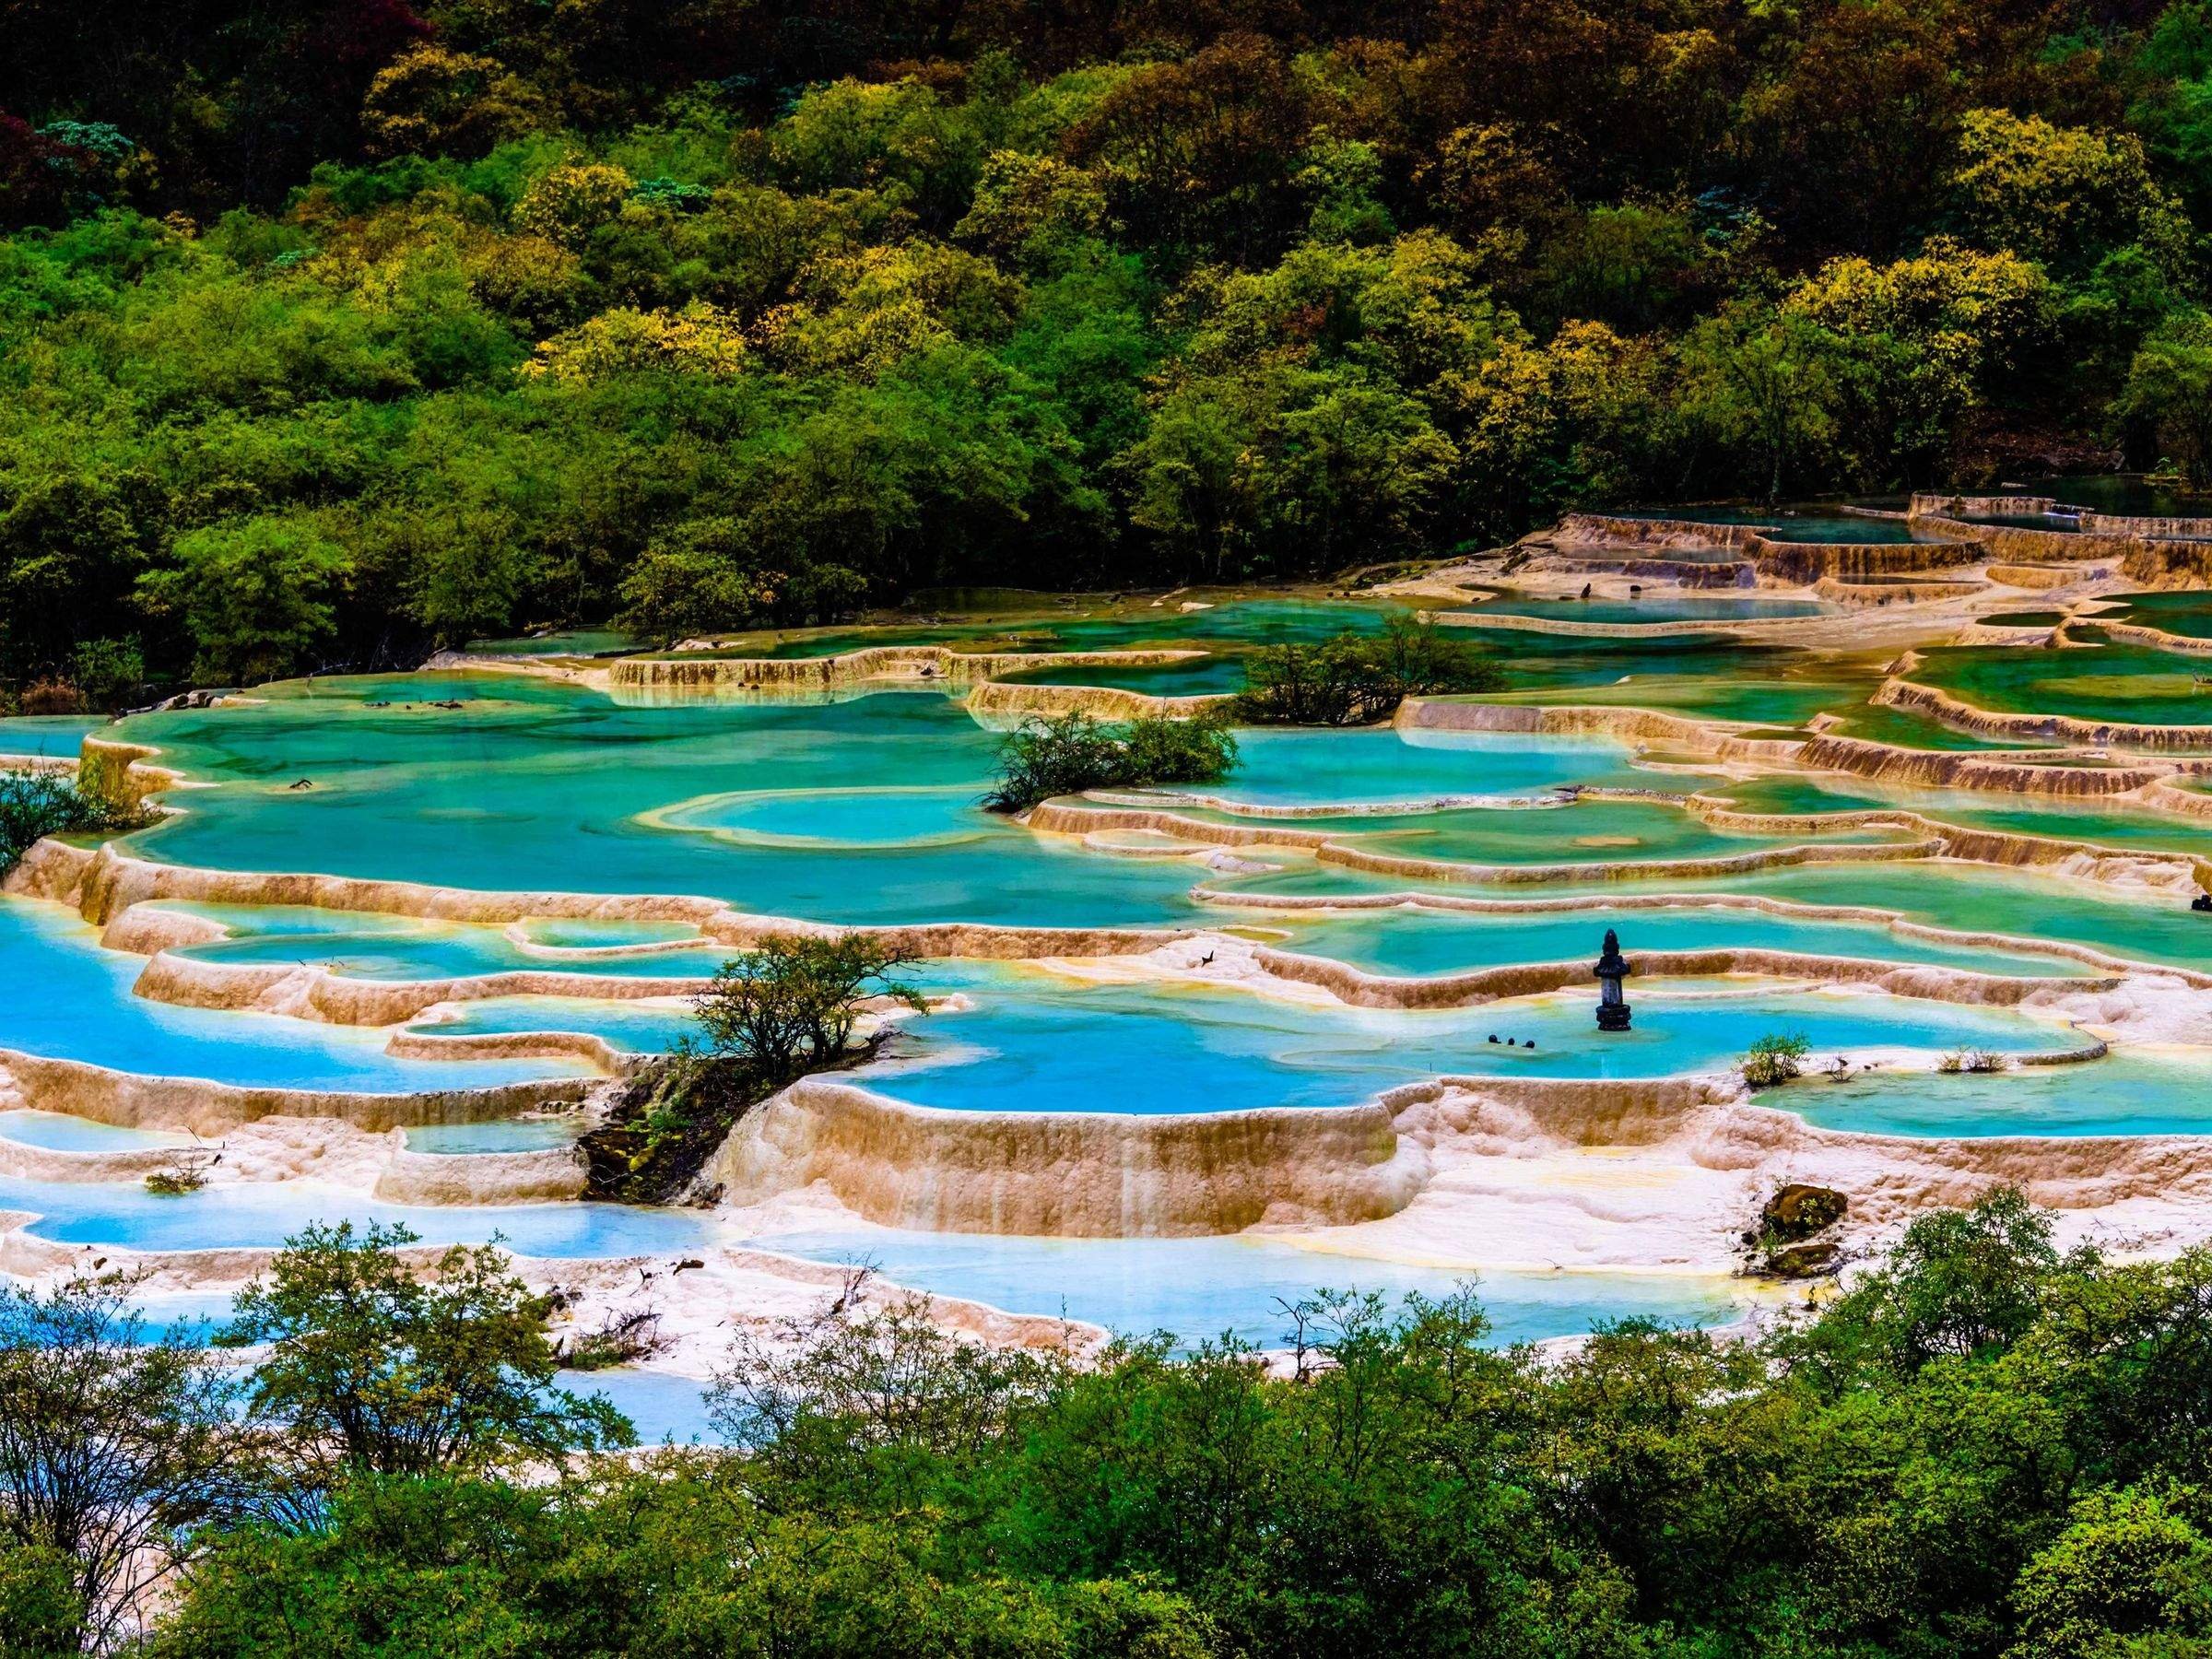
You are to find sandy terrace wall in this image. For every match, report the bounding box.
[1547,514,1767,552]
[0,1136,180,1184]
[709,1077,1431,1236]
[1383,1076,2212,1221]
[372,1144,585,1205]
[609,646,1202,691]
[1987,562,2099,589]
[1249,944,2111,1011]
[1795,730,2171,794]
[1912,494,2059,517]
[962,680,1231,723]
[130,949,703,1027]
[2122,542,2212,586]
[77,736,183,807]
[1752,538,1983,585]
[1543,513,1983,583]
[1874,677,2212,754]
[2085,618,2212,655]
[1553,557,1759,588]
[1814,576,1987,606]
[1915,512,2212,576]
[1396,696,1747,753]
[0,1048,586,1137]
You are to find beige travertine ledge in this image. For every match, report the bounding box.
[708,1077,1430,1237]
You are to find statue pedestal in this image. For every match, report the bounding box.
[1596,1000,1632,1032]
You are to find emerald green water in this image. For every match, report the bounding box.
[2105,592,2212,640]
[1914,640,2212,726]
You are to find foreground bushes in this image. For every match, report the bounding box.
[984,712,1238,812]
[0,1190,2190,1656]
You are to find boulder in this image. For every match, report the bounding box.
[1761,1183,1848,1242]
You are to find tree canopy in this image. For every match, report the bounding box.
[8,1,2212,701]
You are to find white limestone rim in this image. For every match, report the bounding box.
[0,1213,1109,1367]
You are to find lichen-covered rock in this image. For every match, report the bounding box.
[1762,1182,1848,1241]
[1764,1240,1841,1278]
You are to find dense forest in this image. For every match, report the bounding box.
[7,0,2212,694]
[13,1193,2212,1655]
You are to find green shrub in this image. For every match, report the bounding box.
[695,935,926,1084]
[984,711,1238,813]
[1742,1030,1811,1088]
[1234,614,1501,725]
[0,769,147,874]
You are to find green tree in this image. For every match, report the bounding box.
[0,1274,253,1652]
[225,1222,631,1484]
[2120,312,2212,486]
[136,519,351,685]
[695,935,927,1084]
[984,710,1237,812]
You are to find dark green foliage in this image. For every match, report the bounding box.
[137,1191,2212,1658]
[0,769,145,874]
[985,711,1238,812]
[1235,615,1502,725]
[6,4,2212,695]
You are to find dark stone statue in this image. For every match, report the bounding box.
[1594,928,1632,1032]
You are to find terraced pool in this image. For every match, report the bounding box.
[15,582,2212,1426]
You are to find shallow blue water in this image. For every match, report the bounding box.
[0,898,588,1091]
[0,715,102,758]
[1777,1053,2212,1138]
[754,1228,1752,1347]
[0,1174,714,1255]
[0,1110,184,1151]
[406,963,2077,1112]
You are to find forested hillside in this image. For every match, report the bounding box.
[6,1,2212,692]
